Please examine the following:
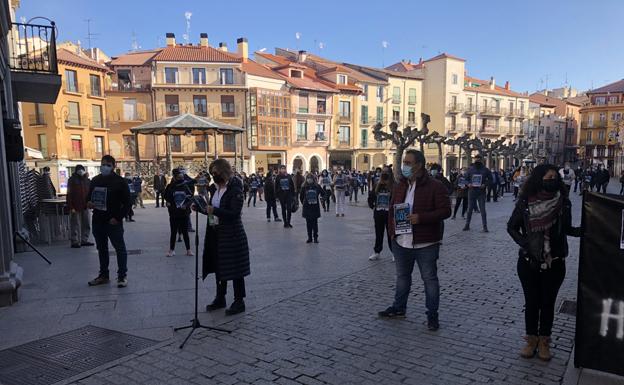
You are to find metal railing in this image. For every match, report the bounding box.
[8,22,58,73]
[90,118,108,129]
[360,141,368,148]
[314,132,327,141]
[28,113,46,126]
[447,103,463,113]
[464,104,477,114]
[65,115,88,127]
[106,82,151,92]
[88,86,103,97]
[479,106,503,115]
[62,81,85,94]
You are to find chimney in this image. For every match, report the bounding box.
[504,81,510,90]
[489,76,495,90]
[419,57,423,64]
[218,42,228,52]
[298,50,307,63]
[237,37,248,62]
[166,33,175,47]
[199,33,208,47]
[76,40,82,55]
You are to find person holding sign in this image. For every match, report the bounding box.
[507,164,581,361]
[164,168,193,257]
[378,150,451,331]
[463,153,492,232]
[87,155,132,288]
[299,174,325,243]
[275,165,295,228]
[368,166,394,261]
[451,168,469,220]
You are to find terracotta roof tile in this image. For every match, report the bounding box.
[109,50,161,66]
[153,45,241,63]
[57,48,110,72]
[587,79,624,94]
[241,60,284,80]
[464,76,525,98]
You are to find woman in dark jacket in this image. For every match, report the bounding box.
[299,173,325,243]
[507,164,581,361]
[164,168,193,257]
[198,159,250,316]
[451,167,469,220]
[367,166,393,260]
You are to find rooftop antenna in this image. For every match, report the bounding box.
[295,32,301,50]
[131,30,139,51]
[83,18,99,49]
[184,11,192,44]
[381,40,388,68]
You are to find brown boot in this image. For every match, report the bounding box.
[537,336,552,361]
[519,335,538,358]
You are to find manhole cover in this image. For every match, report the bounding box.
[0,325,157,385]
[111,249,142,256]
[559,299,577,316]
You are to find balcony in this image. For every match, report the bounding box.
[28,113,46,126]
[479,124,500,134]
[338,114,351,123]
[110,111,148,123]
[464,104,477,114]
[106,82,151,92]
[360,140,369,148]
[9,21,61,104]
[581,121,607,129]
[314,132,328,142]
[62,81,85,95]
[65,115,88,128]
[479,106,503,117]
[89,118,109,129]
[447,103,463,114]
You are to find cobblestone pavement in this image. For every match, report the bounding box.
[1,184,605,385]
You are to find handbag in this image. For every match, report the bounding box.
[291,198,299,213]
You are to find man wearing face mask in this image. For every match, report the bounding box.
[274,165,295,228]
[87,155,132,288]
[429,164,452,195]
[66,164,93,248]
[463,153,492,232]
[379,150,450,331]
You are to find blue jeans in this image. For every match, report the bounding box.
[466,188,487,228]
[392,240,440,314]
[92,221,128,279]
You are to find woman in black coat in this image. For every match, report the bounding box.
[197,159,250,316]
[507,164,581,361]
[299,174,325,244]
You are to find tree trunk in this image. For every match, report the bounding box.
[393,147,403,180]
[437,143,443,167]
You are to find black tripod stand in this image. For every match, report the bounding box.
[174,207,231,349]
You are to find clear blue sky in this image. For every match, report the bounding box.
[17,0,623,93]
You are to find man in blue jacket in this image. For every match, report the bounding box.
[463,153,492,232]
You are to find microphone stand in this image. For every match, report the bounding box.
[174,182,231,349]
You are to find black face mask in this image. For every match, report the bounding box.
[213,174,225,184]
[381,173,389,180]
[542,179,559,193]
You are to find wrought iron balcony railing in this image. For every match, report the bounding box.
[8,22,58,74]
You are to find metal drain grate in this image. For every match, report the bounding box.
[0,325,157,385]
[558,299,577,316]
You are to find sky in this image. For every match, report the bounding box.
[16,0,624,94]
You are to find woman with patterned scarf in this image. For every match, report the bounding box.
[507,164,581,361]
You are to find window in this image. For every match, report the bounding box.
[586,131,592,141]
[595,96,606,105]
[598,130,605,140]
[508,119,513,132]
[451,95,457,108]
[361,105,368,124]
[290,69,303,78]
[338,126,350,144]
[392,87,401,103]
[408,107,415,124]
[509,101,514,112]
[165,95,179,116]
[376,86,384,102]
[408,88,417,104]
[91,105,103,128]
[223,135,236,152]
[32,103,45,125]
[195,136,208,152]
[451,73,458,85]
[193,95,207,116]
[316,94,326,114]
[376,106,384,123]
[612,112,623,121]
[539,126,544,134]
[192,68,206,84]
[588,114,594,127]
[123,135,136,157]
[169,134,181,152]
[221,95,235,117]
[450,115,456,130]
[123,98,137,121]
[296,121,307,141]
[467,97,474,110]
[117,69,131,90]
[65,69,78,92]
[361,84,368,101]
[599,112,607,122]
[94,136,104,157]
[67,102,80,125]
[466,117,472,131]
[89,75,101,96]
[339,101,350,118]
[298,93,309,113]
[38,134,47,158]
[315,122,325,141]
[70,135,83,158]
[337,74,347,84]
[392,107,400,122]
[220,68,234,85]
[360,129,368,148]
[609,96,618,104]
[164,67,178,84]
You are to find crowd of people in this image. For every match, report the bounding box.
[62,151,620,362]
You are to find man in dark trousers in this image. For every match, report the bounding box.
[264,169,281,222]
[66,164,93,248]
[274,165,295,228]
[87,155,132,288]
[153,171,167,208]
[463,153,492,232]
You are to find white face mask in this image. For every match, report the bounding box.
[100,165,113,176]
[430,170,438,177]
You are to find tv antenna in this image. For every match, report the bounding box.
[83,18,99,49]
[184,11,192,44]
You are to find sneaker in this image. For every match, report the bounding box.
[462,225,470,231]
[117,277,128,288]
[80,241,94,247]
[225,299,245,316]
[88,275,110,286]
[482,227,489,233]
[306,239,312,244]
[274,218,282,222]
[378,306,406,318]
[166,250,175,257]
[71,243,81,249]
[185,250,194,256]
[427,312,440,331]
[267,218,271,222]
[369,253,380,261]
[206,297,226,311]
[314,238,319,244]
[128,219,136,222]
[341,214,345,217]
[451,216,456,220]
